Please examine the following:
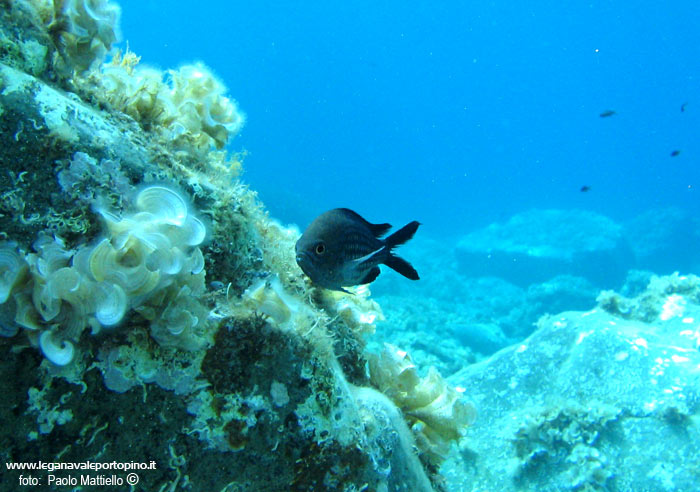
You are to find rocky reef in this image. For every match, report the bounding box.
[372,237,601,375]
[443,272,700,491]
[0,1,472,491]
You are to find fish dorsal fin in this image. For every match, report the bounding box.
[336,208,392,238]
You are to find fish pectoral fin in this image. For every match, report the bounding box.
[359,267,381,285]
[352,247,385,265]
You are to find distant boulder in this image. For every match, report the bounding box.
[455,209,633,288]
[623,207,700,274]
[449,322,510,356]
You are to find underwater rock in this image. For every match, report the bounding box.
[444,273,700,492]
[449,322,509,355]
[623,207,700,275]
[455,209,634,288]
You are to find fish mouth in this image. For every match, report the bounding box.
[295,252,313,272]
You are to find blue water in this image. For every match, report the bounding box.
[118,0,700,238]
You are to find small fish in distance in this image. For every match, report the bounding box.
[681,102,688,112]
[580,185,591,192]
[599,110,616,118]
[670,150,681,157]
[295,208,420,292]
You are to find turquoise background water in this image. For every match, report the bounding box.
[118,0,699,244]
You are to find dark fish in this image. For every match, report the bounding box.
[295,208,420,292]
[580,185,591,192]
[671,150,681,157]
[681,102,688,112]
[599,110,616,118]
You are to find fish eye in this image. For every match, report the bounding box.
[315,243,326,255]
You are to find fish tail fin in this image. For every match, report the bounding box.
[385,221,420,249]
[384,221,420,280]
[385,255,419,280]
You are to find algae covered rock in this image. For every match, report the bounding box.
[445,273,700,492]
[0,2,469,491]
[369,343,476,468]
